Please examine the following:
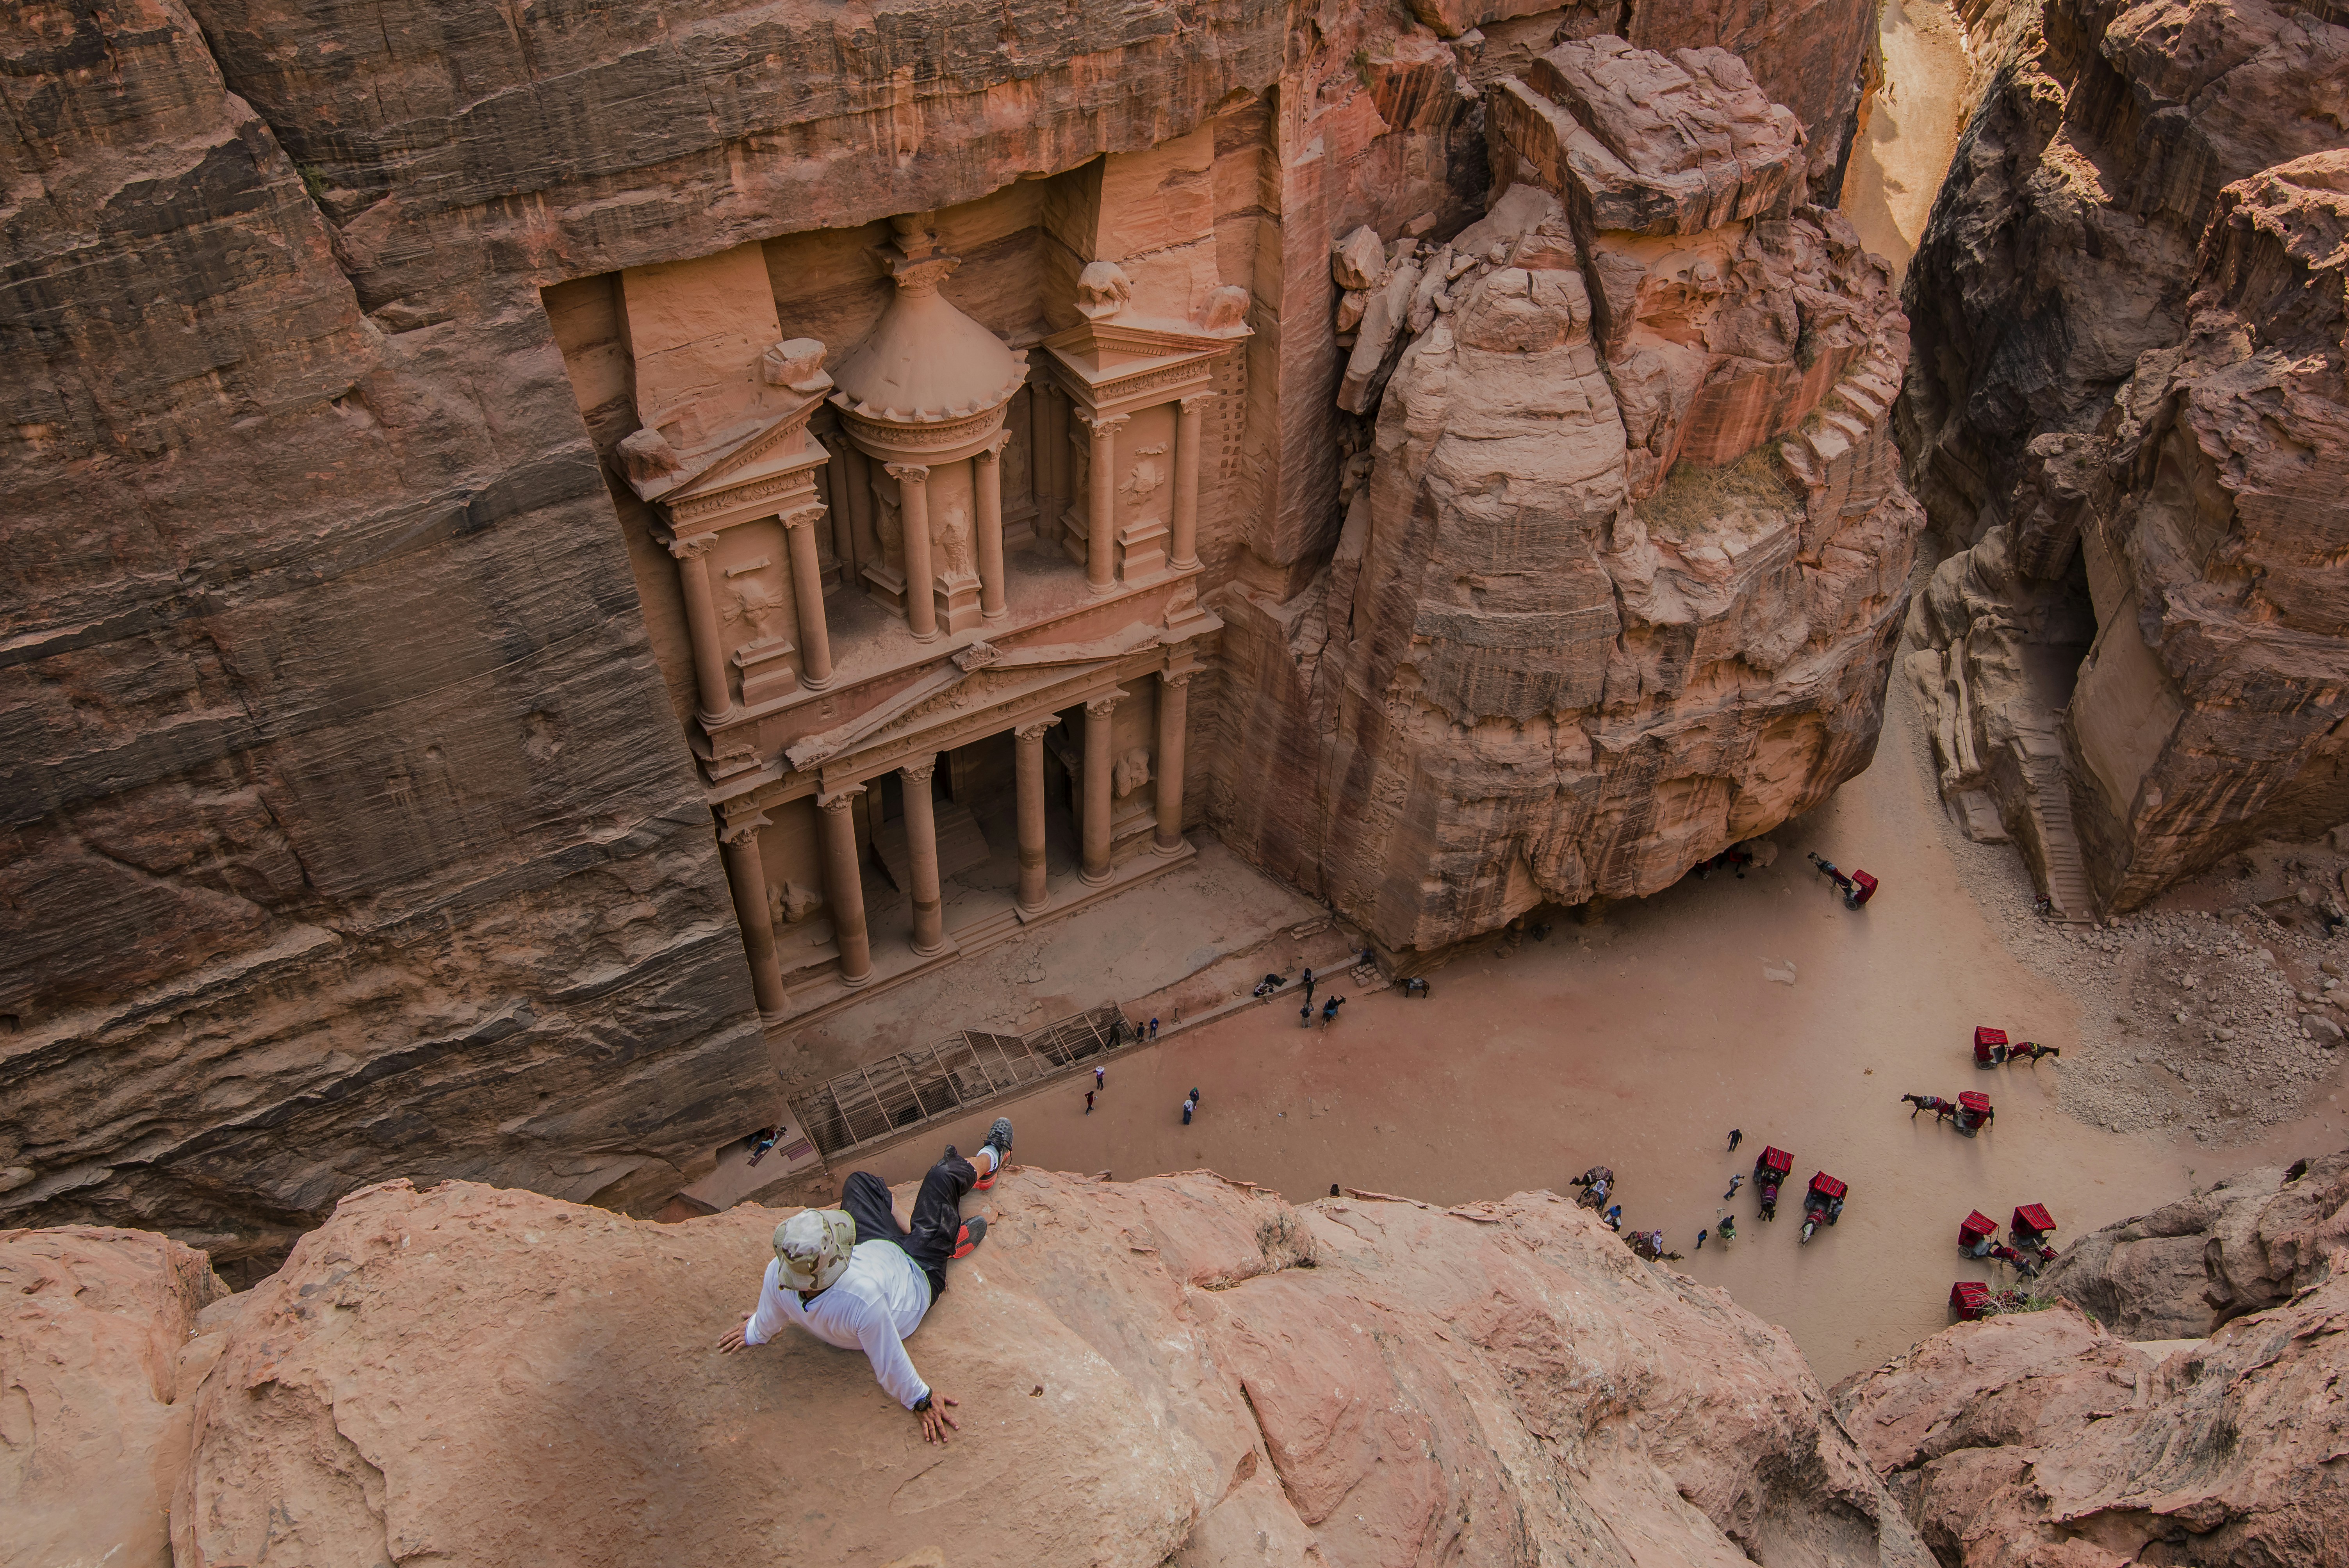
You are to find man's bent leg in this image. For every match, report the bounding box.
[903,1155,977,1291]
[840,1171,908,1248]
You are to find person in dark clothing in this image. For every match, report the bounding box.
[1189,1087,1201,1109]
[1300,1000,1313,1028]
[1695,1228,1708,1250]
[1330,1183,1342,1197]
[1726,1128,1743,1153]
[1181,1094,1195,1125]
[1148,1017,1159,1041]
[1723,1174,1743,1201]
[1321,995,1345,1026]
[1085,1090,1095,1114]
[1303,968,1316,1007]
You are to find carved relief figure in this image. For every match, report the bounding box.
[937,499,973,577]
[1121,446,1167,507]
[1075,260,1133,320]
[876,490,904,567]
[724,575,789,644]
[1112,746,1153,799]
[768,880,822,928]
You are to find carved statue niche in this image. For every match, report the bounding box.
[768,879,822,928]
[937,498,974,577]
[1112,746,1153,799]
[723,572,790,647]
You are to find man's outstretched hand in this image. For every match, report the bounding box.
[918,1393,961,1444]
[716,1320,752,1354]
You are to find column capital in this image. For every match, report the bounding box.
[1178,391,1216,413]
[1159,668,1197,690]
[818,785,867,813]
[976,429,1012,461]
[666,531,719,561]
[1084,693,1123,719]
[884,462,931,485]
[779,501,827,531]
[1014,716,1061,741]
[901,754,939,784]
[719,811,772,846]
[1076,411,1129,438]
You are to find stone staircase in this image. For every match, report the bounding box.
[2020,742,2099,923]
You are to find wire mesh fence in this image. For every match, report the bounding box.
[794,1003,1135,1159]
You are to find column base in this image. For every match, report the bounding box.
[799,672,835,693]
[1087,579,1118,598]
[839,967,876,989]
[1080,866,1114,886]
[757,1005,794,1028]
[1154,834,1187,856]
[1167,555,1201,573]
[1016,898,1049,915]
[911,941,949,958]
[982,607,1011,623]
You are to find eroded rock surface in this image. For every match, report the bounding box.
[1214,39,1922,950]
[1,1226,229,1568]
[1902,0,2349,912]
[153,1172,1928,1567]
[2035,1147,2349,1336]
[1833,1279,2349,1567]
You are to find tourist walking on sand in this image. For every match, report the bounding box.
[1182,1093,1196,1125]
[1085,1089,1095,1114]
[1300,1000,1312,1028]
[1321,995,1345,1028]
[1727,1128,1743,1153]
[718,1119,1012,1445]
[1723,1174,1743,1201]
[1189,1087,1201,1110]
[1094,1066,1105,1090]
[1603,1204,1622,1231]
[1695,1228,1707,1250]
[1148,1016,1158,1041]
[1302,967,1315,1007]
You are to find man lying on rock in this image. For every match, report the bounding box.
[717,1117,1010,1443]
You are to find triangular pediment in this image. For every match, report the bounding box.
[661,389,828,504]
[1042,317,1242,377]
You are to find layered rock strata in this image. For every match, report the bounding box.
[1833,1274,2349,1566]
[1902,0,2349,911]
[1212,38,1922,950]
[27,1172,1932,1568]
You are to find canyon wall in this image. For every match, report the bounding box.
[3,0,1889,1252]
[8,1173,1931,1568]
[1901,0,2349,911]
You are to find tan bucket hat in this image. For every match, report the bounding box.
[773,1208,857,1292]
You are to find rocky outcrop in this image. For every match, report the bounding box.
[1902,0,2349,912]
[1212,38,1922,951]
[1833,1279,2349,1567]
[2034,1147,2349,1337]
[112,1171,1930,1566]
[2,1226,230,1568]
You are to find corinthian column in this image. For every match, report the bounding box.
[667,532,733,723]
[1014,716,1058,912]
[720,813,789,1021]
[888,463,937,639]
[817,787,873,987]
[1036,383,1064,545]
[1154,670,1192,854]
[1171,394,1210,572]
[901,755,946,956]
[1078,413,1126,595]
[781,504,834,690]
[1081,692,1120,884]
[974,431,1009,622]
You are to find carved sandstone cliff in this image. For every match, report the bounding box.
[1901,1,2349,912]
[1212,39,1922,949]
[10,1173,1932,1568]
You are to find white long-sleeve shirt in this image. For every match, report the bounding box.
[742,1240,935,1409]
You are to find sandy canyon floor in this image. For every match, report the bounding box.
[865,668,2349,1387]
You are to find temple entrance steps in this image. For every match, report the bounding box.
[2022,747,2099,924]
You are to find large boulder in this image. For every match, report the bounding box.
[2035,1147,2349,1337]
[1834,1277,2349,1566]
[1,1226,229,1568]
[162,1172,1928,1566]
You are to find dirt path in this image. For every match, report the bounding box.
[875,676,2349,1386]
[1840,0,1968,280]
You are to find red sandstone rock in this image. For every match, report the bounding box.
[1834,1279,2349,1567]
[162,1172,1928,1566]
[2035,1148,2349,1338]
[1,1226,228,1568]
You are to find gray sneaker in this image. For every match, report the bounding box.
[973,1118,1014,1190]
